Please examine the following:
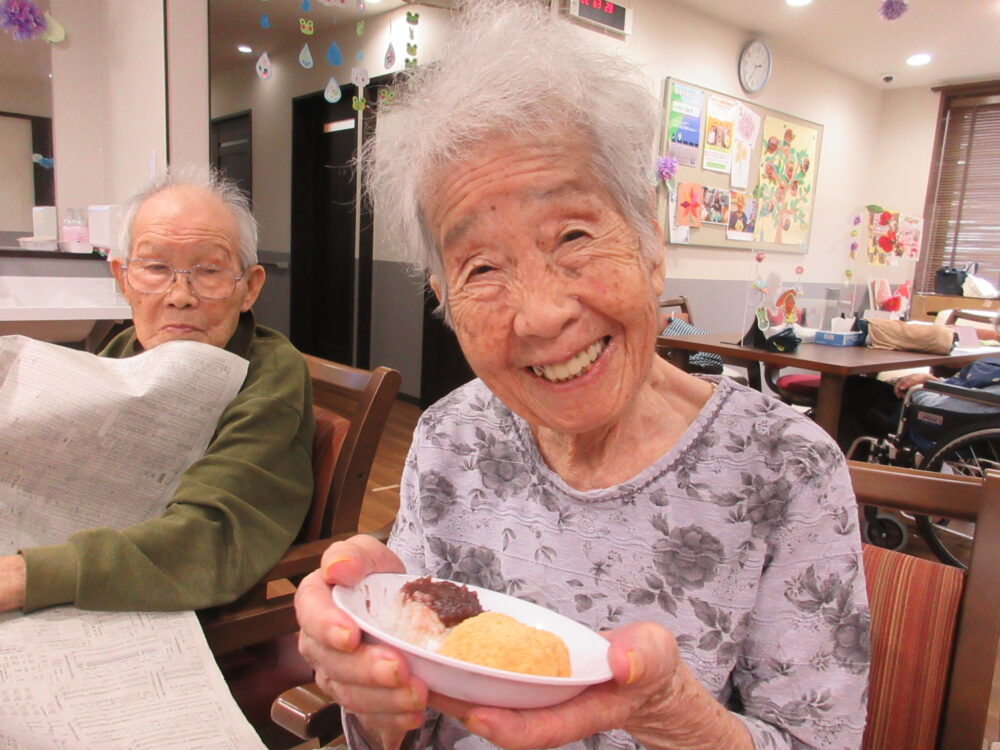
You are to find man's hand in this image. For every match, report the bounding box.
[0,554,26,612]
[894,371,939,398]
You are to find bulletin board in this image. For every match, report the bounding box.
[659,78,823,254]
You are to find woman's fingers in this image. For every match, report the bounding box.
[295,569,361,653]
[319,533,406,586]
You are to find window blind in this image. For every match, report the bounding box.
[916,86,1000,292]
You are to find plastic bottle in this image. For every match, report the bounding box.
[60,208,91,254]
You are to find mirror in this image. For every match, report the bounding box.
[0,0,54,244]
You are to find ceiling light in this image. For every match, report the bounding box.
[906,53,932,66]
[785,0,813,6]
[237,44,253,54]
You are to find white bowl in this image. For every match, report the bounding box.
[332,573,612,709]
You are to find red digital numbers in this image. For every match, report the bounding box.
[579,0,615,10]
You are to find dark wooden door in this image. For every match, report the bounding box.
[290,87,359,365]
[210,111,252,203]
[420,289,475,408]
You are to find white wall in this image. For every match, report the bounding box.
[209,0,937,290]
[51,0,167,214]
[0,77,52,117]
[0,116,35,232]
[211,6,452,256]
[166,0,210,167]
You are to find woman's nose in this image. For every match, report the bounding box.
[512,277,582,339]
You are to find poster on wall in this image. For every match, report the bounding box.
[727,191,756,241]
[702,94,738,173]
[898,213,924,260]
[658,78,822,253]
[665,82,703,168]
[730,104,761,189]
[755,117,819,246]
[866,207,899,266]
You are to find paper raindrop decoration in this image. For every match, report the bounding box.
[384,41,395,68]
[326,41,342,66]
[324,76,342,103]
[299,43,313,68]
[260,13,269,28]
[356,50,364,62]
[31,153,53,169]
[299,18,314,35]
[351,67,369,88]
[256,52,272,79]
[40,12,65,43]
[302,0,311,10]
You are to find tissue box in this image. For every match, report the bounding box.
[815,331,865,347]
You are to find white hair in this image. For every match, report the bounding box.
[363,0,660,304]
[117,165,258,268]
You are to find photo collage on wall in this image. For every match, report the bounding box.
[661,79,822,254]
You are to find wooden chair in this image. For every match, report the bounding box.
[269,461,1000,749]
[199,356,400,748]
[656,295,762,390]
[848,460,1000,750]
[200,355,402,655]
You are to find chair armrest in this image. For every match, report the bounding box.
[272,682,344,743]
[921,380,1000,408]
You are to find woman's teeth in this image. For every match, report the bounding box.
[531,339,606,382]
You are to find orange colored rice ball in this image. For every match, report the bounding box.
[438,612,571,677]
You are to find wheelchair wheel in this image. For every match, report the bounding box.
[862,509,908,551]
[917,422,1000,568]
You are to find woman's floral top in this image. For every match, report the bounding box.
[385,377,869,750]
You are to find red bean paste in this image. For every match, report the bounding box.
[401,577,483,627]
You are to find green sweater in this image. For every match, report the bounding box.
[21,313,315,612]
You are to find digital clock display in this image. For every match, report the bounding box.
[569,0,631,34]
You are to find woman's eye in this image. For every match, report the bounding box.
[561,230,588,243]
[470,264,496,276]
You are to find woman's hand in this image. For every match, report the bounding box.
[893,371,939,398]
[295,535,425,750]
[429,622,752,750]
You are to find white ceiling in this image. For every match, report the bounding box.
[668,0,1000,90]
[4,1,998,94]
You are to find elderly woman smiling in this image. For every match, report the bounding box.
[295,3,869,749]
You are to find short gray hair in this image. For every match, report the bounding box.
[117,165,258,268]
[363,0,660,294]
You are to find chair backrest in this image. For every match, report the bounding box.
[299,354,402,542]
[848,460,1000,750]
[658,296,692,325]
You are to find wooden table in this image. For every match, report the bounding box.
[658,332,1000,438]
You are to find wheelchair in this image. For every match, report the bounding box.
[847,379,1000,568]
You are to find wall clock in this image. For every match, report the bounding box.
[738,39,772,93]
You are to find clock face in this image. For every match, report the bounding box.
[739,40,772,93]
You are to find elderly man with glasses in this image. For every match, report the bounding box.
[0,168,315,614]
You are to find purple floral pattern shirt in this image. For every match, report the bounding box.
[385,377,869,750]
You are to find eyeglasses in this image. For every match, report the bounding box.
[123,258,246,300]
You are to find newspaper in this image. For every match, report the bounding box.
[0,335,267,749]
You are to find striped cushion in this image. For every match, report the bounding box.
[862,543,965,750]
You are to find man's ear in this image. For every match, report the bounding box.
[241,265,267,312]
[109,258,127,294]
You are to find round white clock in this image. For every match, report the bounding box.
[738,39,772,93]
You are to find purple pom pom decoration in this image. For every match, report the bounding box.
[0,0,46,41]
[878,0,909,21]
[657,156,679,183]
